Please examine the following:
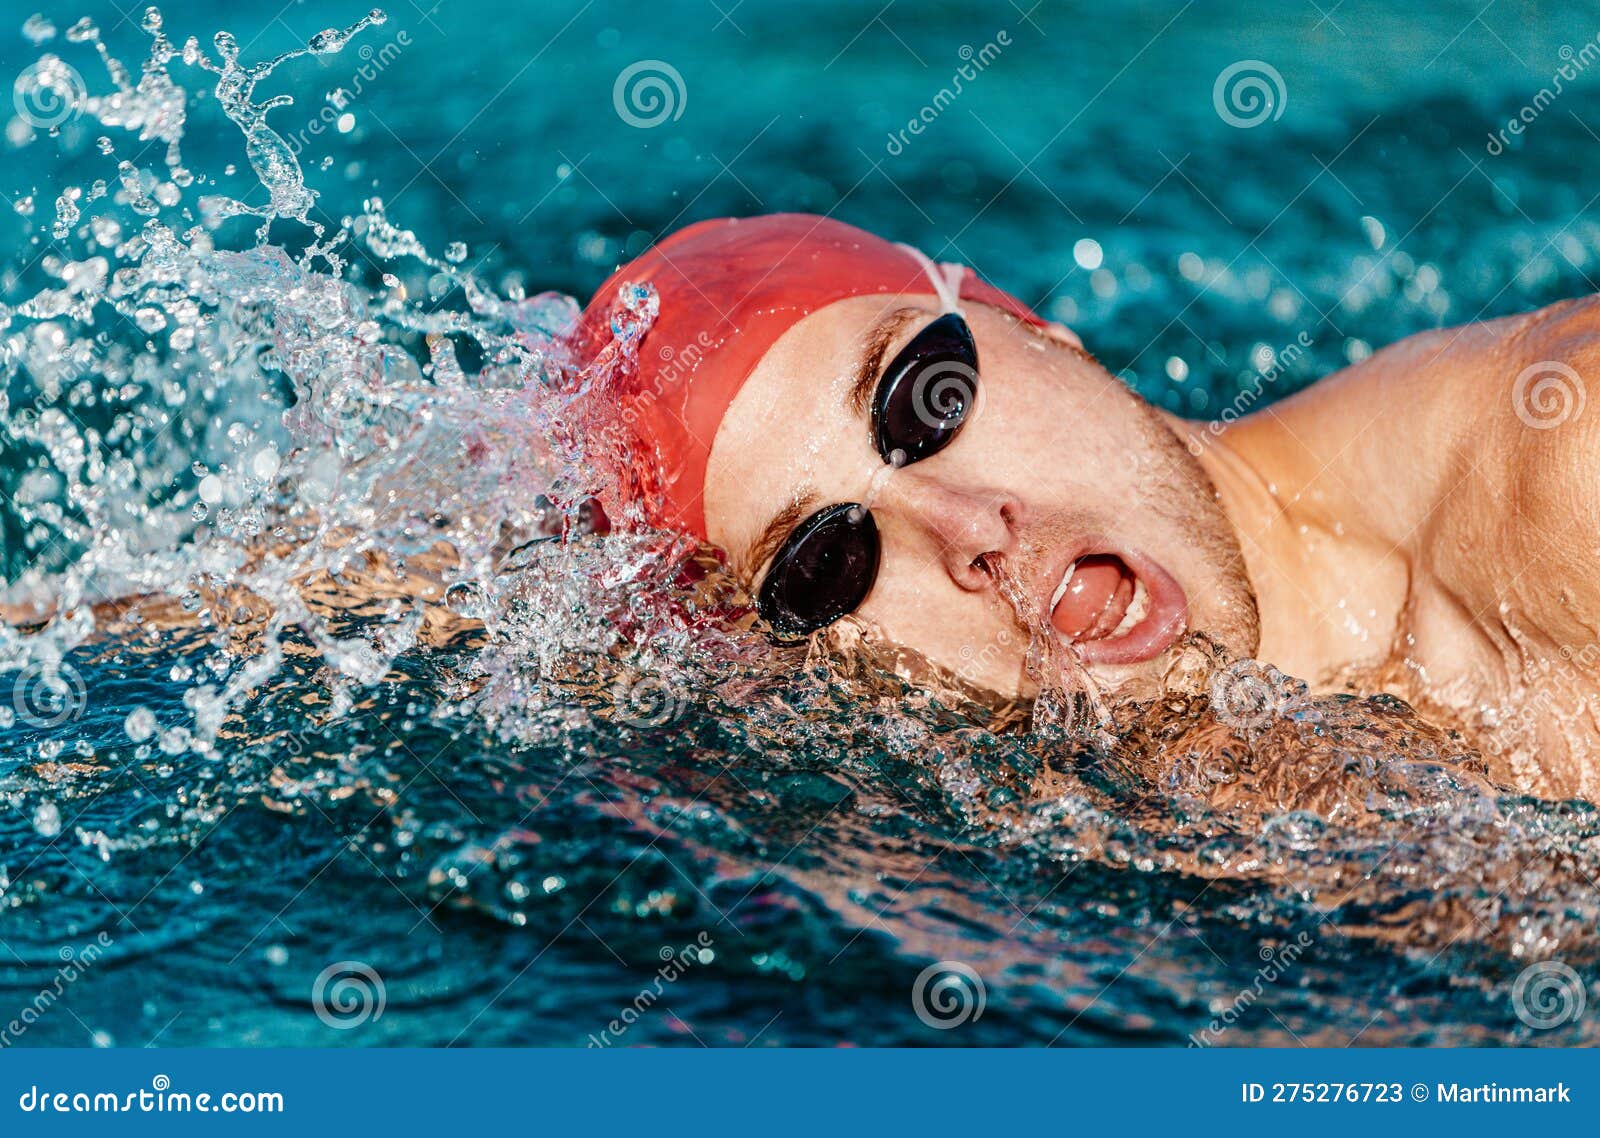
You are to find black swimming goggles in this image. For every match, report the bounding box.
[755,302,980,639]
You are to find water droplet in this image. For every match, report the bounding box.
[22,14,57,44]
[33,801,62,838]
[125,707,157,741]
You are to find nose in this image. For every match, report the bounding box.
[875,469,1020,591]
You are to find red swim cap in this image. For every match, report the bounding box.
[569,213,1050,538]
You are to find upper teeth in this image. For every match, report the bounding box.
[1046,559,1151,641]
[1048,559,1078,613]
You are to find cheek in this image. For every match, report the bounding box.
[967,369,1141,494]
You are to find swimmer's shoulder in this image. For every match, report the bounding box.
[1498,295,1600,491]
[1479,295,1600,634]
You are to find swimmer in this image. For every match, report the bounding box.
[570,213,1600,799]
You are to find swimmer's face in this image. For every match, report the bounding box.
[702,295,1259,699]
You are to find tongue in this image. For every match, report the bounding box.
[1050,554,1133,640]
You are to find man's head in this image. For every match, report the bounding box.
[575,214,1258,698]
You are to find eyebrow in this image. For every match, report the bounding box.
[847,306,924,416]
[738,489,819,586]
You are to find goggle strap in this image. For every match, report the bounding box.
[894,241,965,315]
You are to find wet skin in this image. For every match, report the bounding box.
[702,291,1600,800]
[703,295,1258,699]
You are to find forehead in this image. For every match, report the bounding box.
[701,293,937,567]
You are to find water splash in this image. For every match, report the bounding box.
[1,8,619,742]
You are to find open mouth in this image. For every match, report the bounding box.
[1044,550,1188,666]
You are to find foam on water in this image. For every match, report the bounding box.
[1,8,1598,1046]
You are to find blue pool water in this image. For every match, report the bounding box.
[2,0,1600,1047]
